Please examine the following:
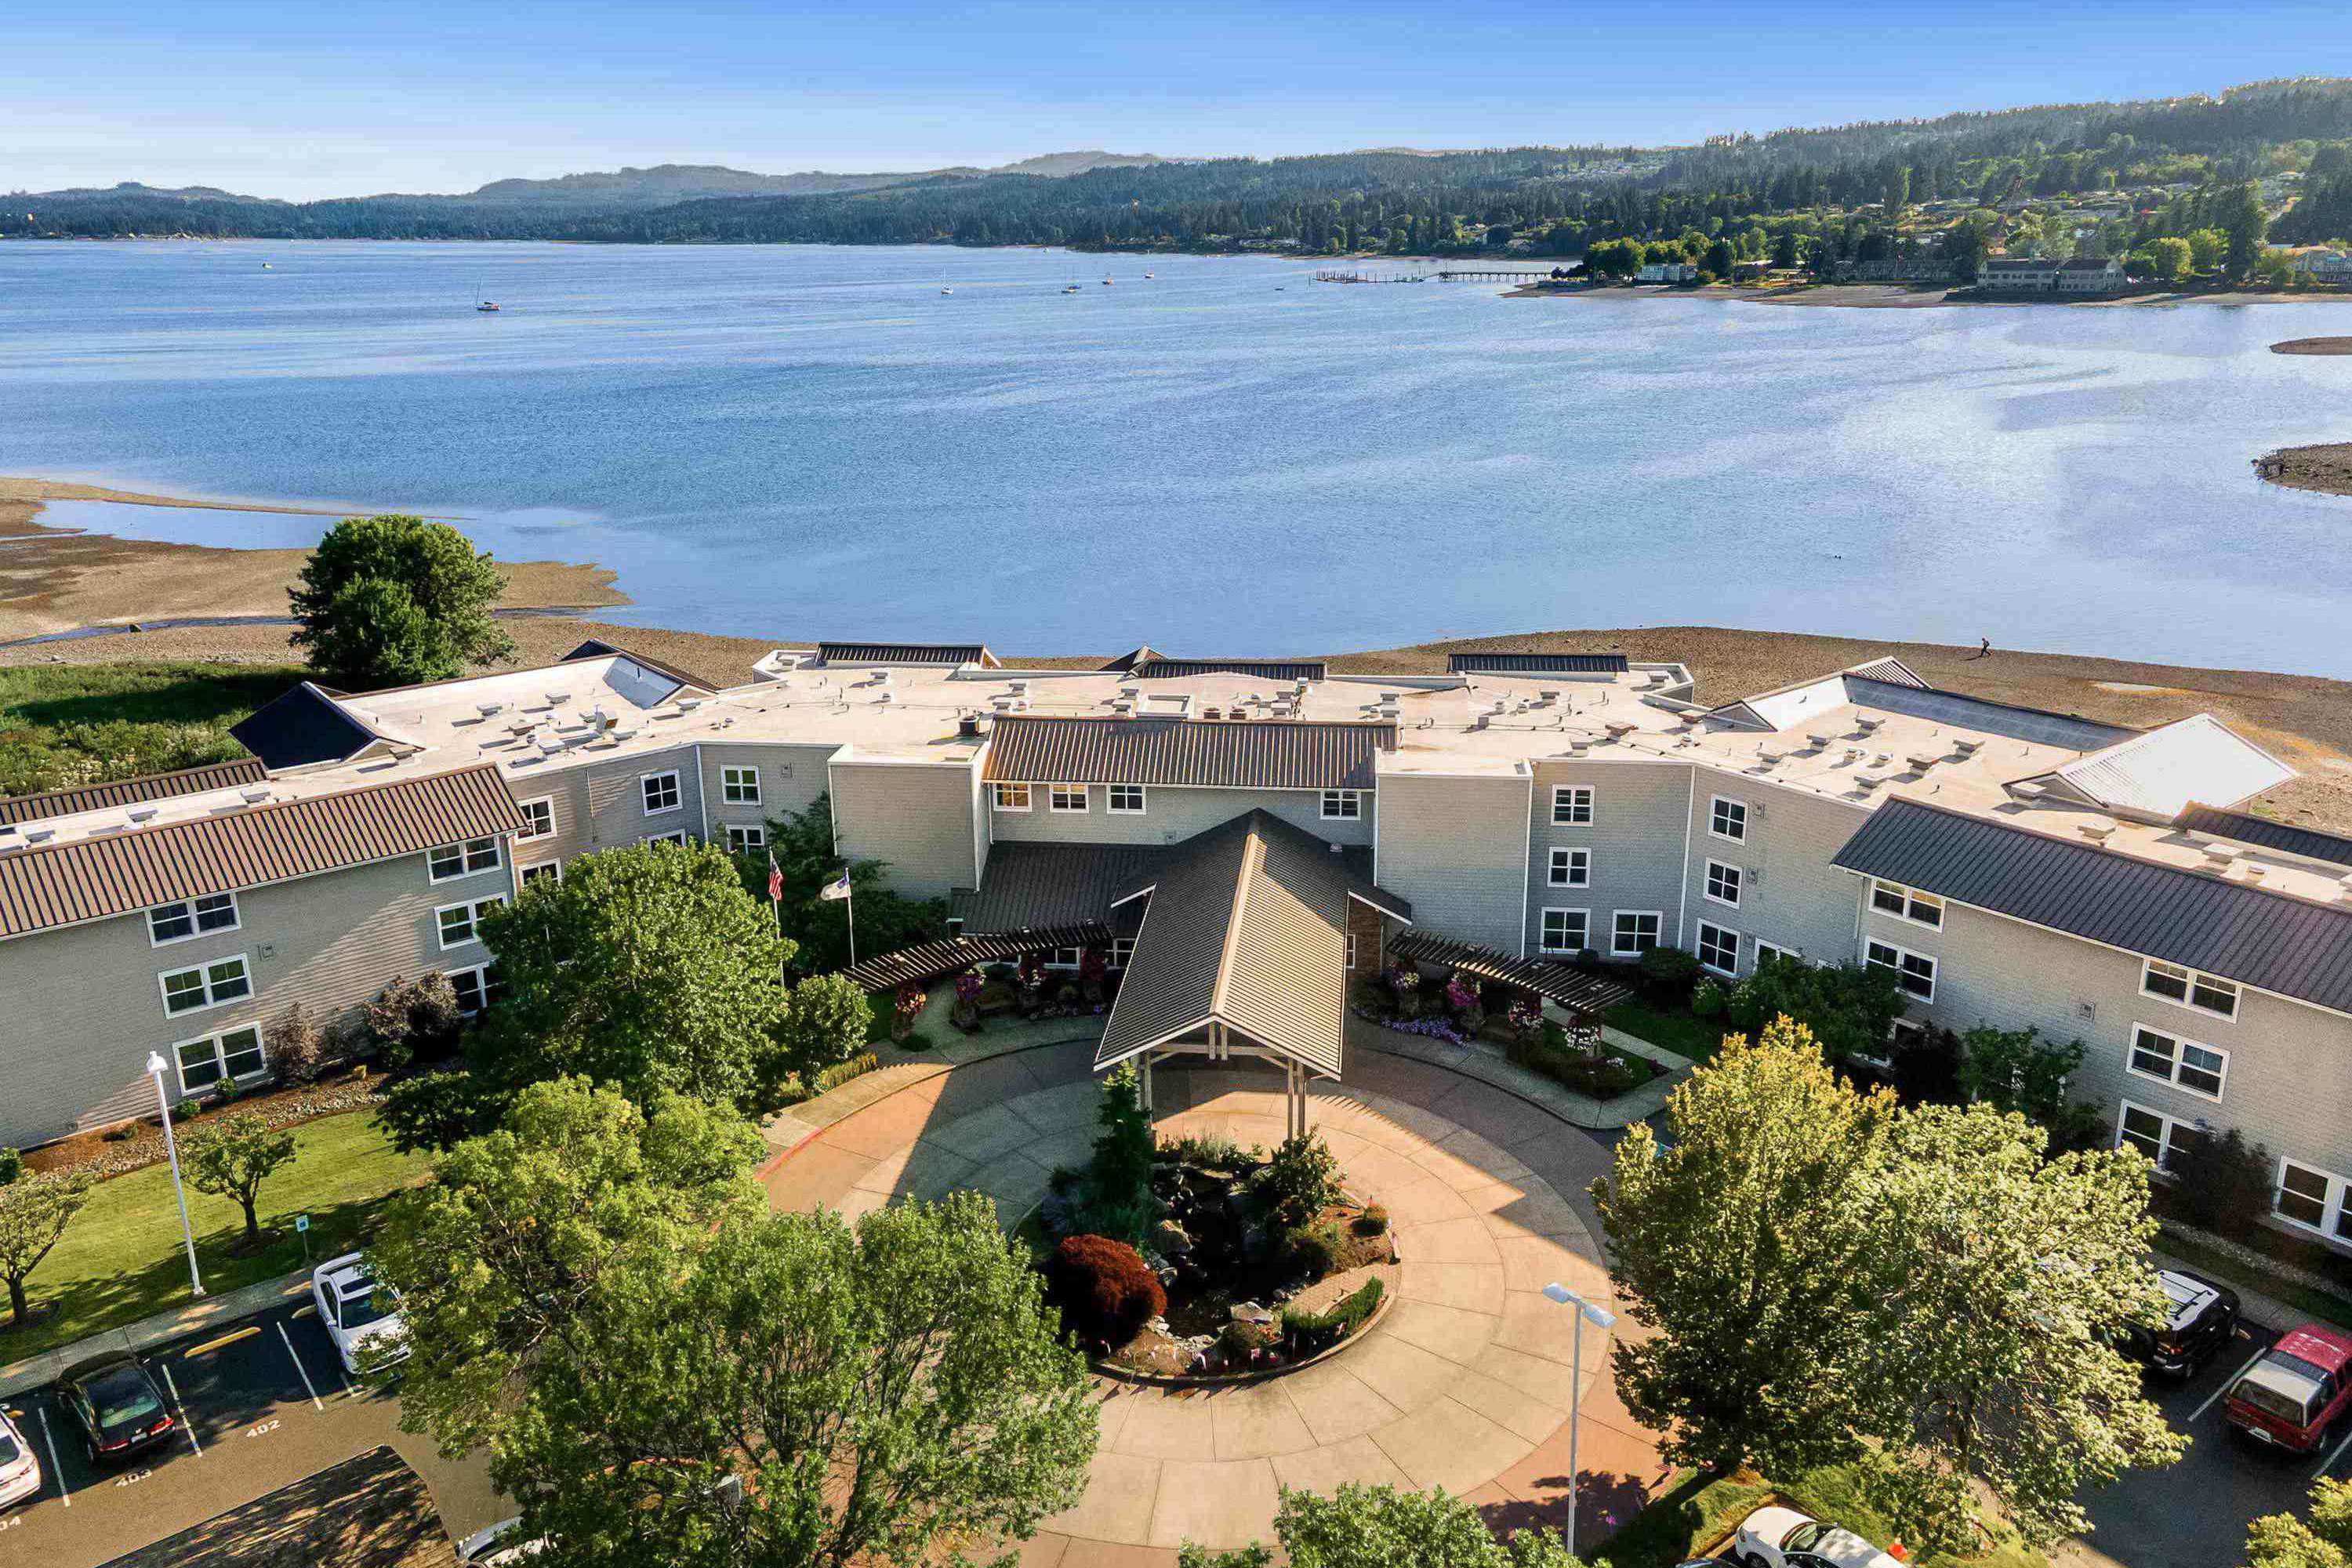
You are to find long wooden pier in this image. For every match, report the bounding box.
[1312,267,1563,285]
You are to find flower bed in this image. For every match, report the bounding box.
[1033,1132,1398,1381]
[24,1075,390,1181]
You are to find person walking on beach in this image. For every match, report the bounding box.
[1973,637,1992,660]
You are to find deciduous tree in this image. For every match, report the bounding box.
[1178,1483,1584,1567]
[289,515,514,688]
[2245,1477,2352,1568]
[376,1085,1094,1568]
[1854,1104,2185,1548]
[747,794,946,975]
[183,1113,299,1247]
[1594,1018,1897,1478]
[0,1169,96,1329]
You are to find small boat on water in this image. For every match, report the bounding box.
[941,286,953,295]
[1102,277,1113,285]
[476,299,500,312]
[1062,282,1080,294]
[261,263,271,270]
[1144,271,1155,279]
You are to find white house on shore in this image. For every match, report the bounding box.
[1977,256,2128,293]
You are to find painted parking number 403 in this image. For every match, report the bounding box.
[114,1469,153,1486]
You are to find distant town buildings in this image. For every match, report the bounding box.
[1635,261,1697,284]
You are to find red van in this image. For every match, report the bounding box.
[2224,1323,2352,1453]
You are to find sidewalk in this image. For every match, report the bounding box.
[0,1266,312,1399]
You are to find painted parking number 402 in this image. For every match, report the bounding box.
[246,1419,279,1439]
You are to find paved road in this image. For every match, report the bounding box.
[0,1297,502,1566]
[2074,1319,2352,1568]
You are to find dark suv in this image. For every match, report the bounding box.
[58,1356,176,1466]
[2113,1269,2241,1379]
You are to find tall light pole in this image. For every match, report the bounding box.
[1543,1280,1617,1559]
[146,1053,205,1298]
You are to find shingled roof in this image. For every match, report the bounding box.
[984,716,1394,791]
[1831,797,2352,1016]
[0,757,269,827]
[0,765,524,940]
[1096,811,1403,1080]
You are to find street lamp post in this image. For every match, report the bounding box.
[1542,1280,1617,1559]
[146,1052,205,1298]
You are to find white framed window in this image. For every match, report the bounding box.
[1697,921,1740,976]
[1344,931,1358,967]
[519,861,561,887]
[1541,908,1591,954]
[644,829,689,848]
[172,1024,266,1094]
[2126,1024,2227,1101]
[1548,846,1591,887]
[149,891,240,946]
[1322,789,1364,820]
[1865,939,1936,1002]
[1612,910,1661,956]
[1048,785,1088,813]
[1047,946,1084,968]
[515,797,555,841]
[1870,880,1944,930]
[448,963,504,1017]
[1111,936,1136,967]
[437,895,506,950]
[641,771,682,816]
[2117,1101,2204,1174]
[2140,959,2239,1021]
[724,823,767,853]
[2275,1160,2352,1242]
[1709,796,1748,843]
[992,782,1032,811]
[720,766,760,805]
[429,837,502,883]
[1107,783,1146,815]
[159,954,252,1016]
[1552,786,1594,826]
[1704,860,1742,908]
[1755,940,1800,967]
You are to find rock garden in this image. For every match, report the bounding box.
[1027,1065,1397,1380]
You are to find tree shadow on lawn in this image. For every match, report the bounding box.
[2,1191,402,1364]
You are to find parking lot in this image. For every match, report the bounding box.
[2078,1316,2352,1568]
[0,1297,501,1567]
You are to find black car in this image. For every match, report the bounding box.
[2113,1269,2241,1378]
[58,1356,176,1466]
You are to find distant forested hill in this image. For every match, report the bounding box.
[9,79,2352,260]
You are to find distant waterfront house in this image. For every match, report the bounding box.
[2293,251,2352,285]
[1635,261,1697,284]
[1977,256,2126,294]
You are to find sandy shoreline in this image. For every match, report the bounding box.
[0,476,628,640]
[2253,443,2352,500]
[2272,337,2352,355]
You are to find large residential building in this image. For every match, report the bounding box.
[1976,256,2129,293]
[4,639,2348,1255]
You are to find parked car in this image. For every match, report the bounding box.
[311,1252,408,1375]
[2225,1323,2352,1454]
[0,1406,41,1510]
[2111,1268,2241,1378]
[456,1517,546,1565]
[57,1356,176,1467]
[1733,1504,1906,1568]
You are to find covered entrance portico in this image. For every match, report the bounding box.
[1091,809,1410,1131]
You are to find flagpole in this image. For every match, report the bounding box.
[846,880,857,968]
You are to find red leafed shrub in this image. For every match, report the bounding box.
[1044,1233,1165,1347]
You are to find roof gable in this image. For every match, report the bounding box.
[2037,715,2292,820]
[228,681,387,771]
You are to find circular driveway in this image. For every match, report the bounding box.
[760,1038,1668,1563]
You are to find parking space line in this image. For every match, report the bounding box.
[35,1408,66,1508]
[182,1325,260,1358]
[275,1321,324,1411]
[2316,1418,2352,1479]
[159,1363,202,1458]
[292,1304,315,1319]
[2191,1344,2269,1423]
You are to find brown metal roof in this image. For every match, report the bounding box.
[1132,658,1328,682]
[0,757,269,827]
[1096,811,1368,1080]
[817,641,999,668]
[840,926,1109,993]
[953,841,1168,933]
[1389,931,1635,1016]
[0,764,525,941]
[983,717,1394,791]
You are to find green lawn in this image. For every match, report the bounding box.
[0,660,302,796]
[1605,996,1729,1065]
[1,1110,432,1363]
[1592,1462,2046,1568]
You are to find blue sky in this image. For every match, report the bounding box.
[13,1,2348,198]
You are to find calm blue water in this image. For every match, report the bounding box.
[4,240,2352,673]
